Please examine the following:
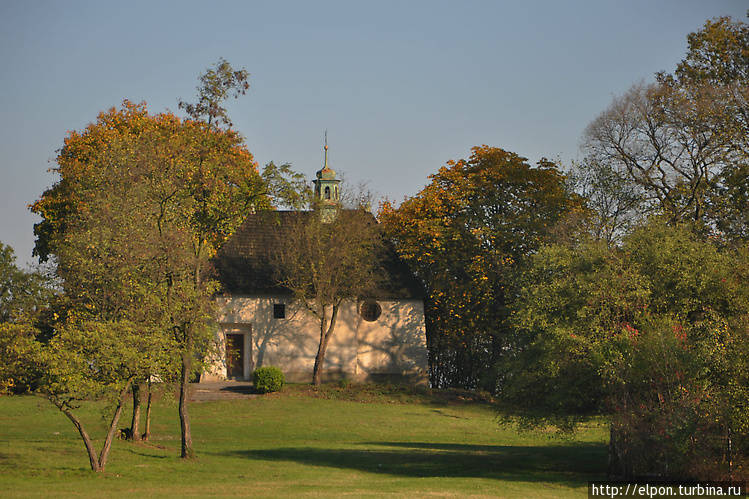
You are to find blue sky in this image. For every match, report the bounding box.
[2,0,747,266]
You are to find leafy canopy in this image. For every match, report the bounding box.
[500,222,749,478]
[380,145,582,389]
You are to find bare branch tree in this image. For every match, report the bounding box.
[271,207,386,386]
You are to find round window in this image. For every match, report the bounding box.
[359,301,382,322]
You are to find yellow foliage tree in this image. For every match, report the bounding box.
[380,145,582,389]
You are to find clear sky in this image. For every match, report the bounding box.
[2,0,747,267]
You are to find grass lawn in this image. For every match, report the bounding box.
[0,385,608,498]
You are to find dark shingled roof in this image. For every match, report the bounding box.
[212,210,424,299]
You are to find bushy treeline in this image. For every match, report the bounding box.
[381,15,749,480]
[503,222,749,480]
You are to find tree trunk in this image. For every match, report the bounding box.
[179,341,195,459]
[312,304,339,387]
[45,379,133,473]
[312,334,330,387]
[48,396,102,472]
[130,381,142,442]
[98,382,131,471]
[608,424,620,479]
[143,379,153,442]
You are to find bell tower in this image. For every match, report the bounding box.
[313,133,340,221]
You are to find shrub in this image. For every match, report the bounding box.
[252,366,285,394]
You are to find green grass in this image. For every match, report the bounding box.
[0,385,608,497]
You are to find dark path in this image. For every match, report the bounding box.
[190,381,257,402]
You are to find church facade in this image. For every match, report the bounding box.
[203,147,428,384]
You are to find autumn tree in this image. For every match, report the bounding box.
[171,59,265,457]
[32,60,266,462]
[271,206,387,386]
[582,81,724,225]
[380,146,582,389]
[670,15,749,243]
[582,16,749,238]
[672,15,749,87]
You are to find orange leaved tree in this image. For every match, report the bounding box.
[380,146,582,390]
[32,81,267,466]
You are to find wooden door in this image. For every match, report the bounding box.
[226,333,244,379]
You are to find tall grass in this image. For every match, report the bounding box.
[0,385,607,498]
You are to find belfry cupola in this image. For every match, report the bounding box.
[313,135,340,221]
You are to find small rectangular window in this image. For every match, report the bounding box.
[273,303,286,319]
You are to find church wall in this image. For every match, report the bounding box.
[203,295,428,384]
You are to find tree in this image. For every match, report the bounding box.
[50,165,175,447]
[171,58,263,457]
[568,158,646,246]
[32,73,266,460]
[0,243,53,394]
[380,146,582,389]
[669,15,749,244]
[178,57,250,129]
[672,15,749,87]
[4,230,148,473]
[39,319,141,472]
[500,222,749,479]
[582,16,749,238]
[0,243,52,325]
[582,81,729,226]
[271,207,386,386]
[261,161,312,210]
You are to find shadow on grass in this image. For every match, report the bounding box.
[122,447,173,460]
[218,384,256,395]
[232,441,606,485]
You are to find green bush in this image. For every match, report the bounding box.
[252,366,285,394]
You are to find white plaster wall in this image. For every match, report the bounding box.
[210,295,428,383]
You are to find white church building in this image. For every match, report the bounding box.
[204,147,428,384]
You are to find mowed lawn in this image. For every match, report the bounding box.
[0,385,608,498]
